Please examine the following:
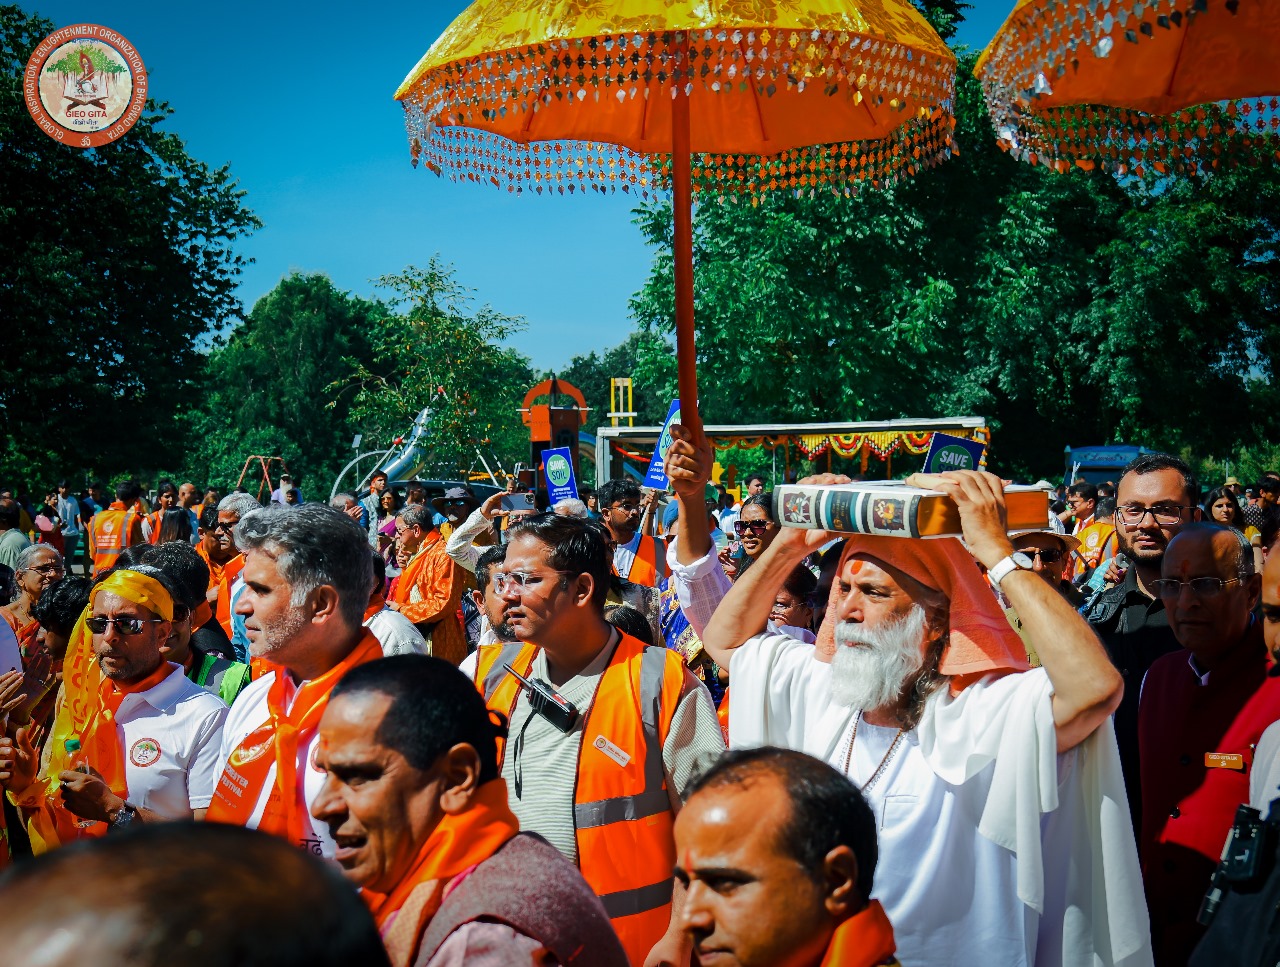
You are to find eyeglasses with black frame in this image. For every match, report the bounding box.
[1116,503,1191,526]
[734,519,773,537]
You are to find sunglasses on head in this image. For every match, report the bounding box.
[734,519,772,536]
[86,616,165,636]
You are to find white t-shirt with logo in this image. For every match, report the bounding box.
[114,664,228,815]
[215,670,335,857]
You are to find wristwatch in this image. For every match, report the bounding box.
[988,552,1035,590]
[109,801,138,832]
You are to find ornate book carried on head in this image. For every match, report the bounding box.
[773,482,1049,539]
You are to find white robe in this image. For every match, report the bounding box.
[728,632,1153,967]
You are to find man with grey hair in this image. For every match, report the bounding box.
[328,492,364,526]
[552,497,589,518]
[209,491,262,653]
[206,504,383,857]
[389,503,469,664]
[1137,522,1280,963]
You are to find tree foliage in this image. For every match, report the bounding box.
[0,4,258,488]
[339,259,535,478]
[548,331,675,432]
[628,47,1280,480]
[182,272,383,492]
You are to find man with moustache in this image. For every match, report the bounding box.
[674,748,899,967]
[310,655,627,967]
[0,566,228,848]
[204,492,262,645]
[457,514,725,966]
[205,504,383,856]
[1084,453,1202,821]
[699,469,1148,967]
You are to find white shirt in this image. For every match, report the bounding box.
[114,664,228,815]
[727,632,1152,967]
[215,671,334,857]
[1250,719,1280,810]
[613,531,665,583]
[365,608,429,657]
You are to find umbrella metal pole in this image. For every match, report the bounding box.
[671,72,702,437]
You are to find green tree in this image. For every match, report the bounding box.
[183,272,383,492]
[628,42,1280,481]
[341,259,534,477]
[550,331,675,433]
[0,5,258,488]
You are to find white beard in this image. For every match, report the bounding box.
[830,605,929,713]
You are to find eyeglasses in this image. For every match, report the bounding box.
[86,616,165,635]
[1116,504,1190,526]
[734,520,773,537]
[212,520,237,533]
[1017,547,1064,564]
[492,570,569,595]
[1150,577,1241,598]
[25,562,65,576]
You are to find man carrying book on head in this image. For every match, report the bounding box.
[694,466,1152,967]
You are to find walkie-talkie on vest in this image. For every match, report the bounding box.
[503,663,579,733]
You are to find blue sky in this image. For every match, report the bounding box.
[29,2,1010,370]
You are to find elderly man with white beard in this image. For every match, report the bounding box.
[698,469,1153,967]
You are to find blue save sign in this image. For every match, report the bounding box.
[541,447,578,503]
[922,433,986,474]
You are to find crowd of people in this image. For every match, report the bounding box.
[0,439,1278,967]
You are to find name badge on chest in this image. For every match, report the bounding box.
[1205,752,1246,771]
[593,735,632,768]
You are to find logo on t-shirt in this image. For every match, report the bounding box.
[130,737,161,767]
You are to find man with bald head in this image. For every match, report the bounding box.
[1137,523,1280,964]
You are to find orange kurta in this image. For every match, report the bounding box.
[196,542,228,591]
[391,532,472,666]
[0,606,38,657]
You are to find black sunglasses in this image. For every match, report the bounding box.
[734,519,773,536]
[1018,547,1065,564]
[87,616,165,636]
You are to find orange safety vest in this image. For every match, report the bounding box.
[216,553,246,638]
[623,535,666,588]
[89,507,142,574]
[475,635,684,967]
[147,510,164,544]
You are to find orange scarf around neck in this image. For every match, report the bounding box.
[205,631,383,844]
[365,779,520,967]
[820,900,898,967]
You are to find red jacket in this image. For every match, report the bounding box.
[1138,621,1280,965]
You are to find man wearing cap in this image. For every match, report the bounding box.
[696,467,1149,967]
[0,566,228,851]
[1002,530,1085,665]
[390,497,474,666]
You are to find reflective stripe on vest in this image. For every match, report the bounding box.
[90,509,140,573]
[474,635,684,966]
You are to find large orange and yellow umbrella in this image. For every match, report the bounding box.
[395,0,956,433]
[976,0,1280,177]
